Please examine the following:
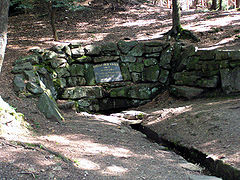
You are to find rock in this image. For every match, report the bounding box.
[188,174,222,180]
[69,64,84,76]
[127,43,144,57]
[69,41,82,48]
[120,55,136,63]
[118,40,138,54]
[122,110,148,120]
[55,67,70,78]
[84,64,96,85]
[220,68,240,94]
[129,62,144,72]
[143,65,160,82]
[120,63,131,81]
[179,162,202,171]
[26,82,44,95]
[50,58,68,69]
[143,58,158,66]
[170,85,204,99]
[186,56,200,70]
[196,49,216,60]
[196,76,218,88]
[84,45,101,55]
[94,56,119,63]
[63,45,72,56]
[145,46,163,54]
[101,42,119,55]
[174,72,201,86]
[23,70,38,82]
[76,98,99,112]
[71,47,85,57]
[61,86,103,99]
[38,91,64,123]
[159,47,172,69]
[43,50,57,60]
[50,45,64,53]
[128,84,161,100]
[67,77,86,87]
[131,72,142,82]
[57,78,67,88]
[14,54,40,65]
[75,56,92,63]
[110,86,129,97]
[12,62,33,74]
[159,69,169,84]
[13,75,26,93]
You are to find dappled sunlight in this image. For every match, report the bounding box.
[185,11,240,32]
[147,105,192,125]
[102,165,128,176]
[74,158,100,170]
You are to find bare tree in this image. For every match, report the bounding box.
[0,0,10,73]
[165,0,199,42]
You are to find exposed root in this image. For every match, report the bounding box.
[165,27,200,42]
[13,141,72,163]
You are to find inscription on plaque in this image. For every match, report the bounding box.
[93,62,123,83]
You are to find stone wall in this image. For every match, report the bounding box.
[12,40,240,115]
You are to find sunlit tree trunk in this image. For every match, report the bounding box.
[211,0,217,9]
[0,0,9,74]
[48,1,59,41]
[172,0,181,33]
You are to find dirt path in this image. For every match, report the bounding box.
[1,1,240,179]
[1,109,209,179]
[138,94,240,170]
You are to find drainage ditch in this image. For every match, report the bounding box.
[130,124,240,180]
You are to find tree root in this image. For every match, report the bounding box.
[13,141,72,163]
[165,28,200,42]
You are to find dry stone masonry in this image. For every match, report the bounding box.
[12,40,240,120]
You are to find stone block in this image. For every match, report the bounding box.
[120,63,131,81]
[13,75,26,93]
[38,91,64,123]
[94,56,119,63]
[84,64,96,85]
[220,68,240,94]
[12,62,33,74]
[144,58,158,66]
[196,49,216,60]
[62,86,103,99]
[170,85,204,99]
[143,65,160,82]
[26,82,44,95]
[129,62,144,72]
[69,64,84,76]
[127,43,144,57]
[118,40,138,54]
[120,55,136,63]
[159,69,169,84]
[71,47,85,57]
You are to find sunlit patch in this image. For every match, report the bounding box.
[147,105,192,125]
[43,135,71,145]
[102,165,128,175]
[74,158,100,170]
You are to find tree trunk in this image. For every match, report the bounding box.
[236,0,240,8]
[219,0,223,10]
[211,0,217,9]
[48,1,59,41]
[172,0,181,33]
[0,0,9,74]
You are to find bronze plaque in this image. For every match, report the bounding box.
[93,62,123,83]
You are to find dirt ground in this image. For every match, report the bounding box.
[0,1,240,179]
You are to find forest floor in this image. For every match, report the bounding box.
[0,0,240,179]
